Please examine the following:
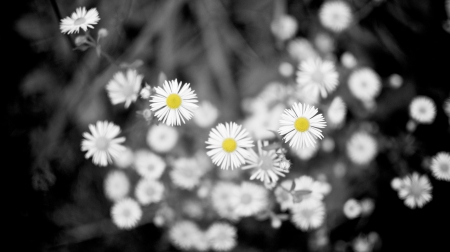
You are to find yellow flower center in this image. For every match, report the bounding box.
[74,17,86,26]
[166,94,182,109]
[294,117,310,132]
[222,138,237,153]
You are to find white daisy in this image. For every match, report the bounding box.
[106,69,143,108]
[340,52,357,69]
[343,198,362,219]
[242,140,288,184]
[60,7,100,34]
[134,178,164,205]
[113,147,134,169]
[193,100,219,128]
[430,152,450,181]
[111,198,142,229]
[104,170,130,202]
[291,198,326,231]
[398,173,433,209]
[297,58,339,98]
[346,132,378,165]
[287,38,318,62]
[348,68,381,101]
[271,14,298,41]
[169,220,202,250]
[294,175,327,200]
[293,143,319,160]
[234,182,268,217]
[206,222,237,251]
[81,121,126,167]
[150,79,198,126]
[146,124,179,153]
[210,182,241,220]
[278,103,327,149]
[206,122,254,170]
[274,180,295,211]
[409,96,436,124]
[133,149,166,179]
[170,157,204,190]
[327,96,347,127]
[318,1,353,32]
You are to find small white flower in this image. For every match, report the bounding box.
[341,52,357,68]
[210,182,241,220]
[409,96,436,124]
[146,124,179,153]
[113,147,134,169]
[291,198,326,231]
[104,170,130,202]
[170,157,204,190]
[133,150,166,179]
[319,1,353,32]
[398,173,432,208]
[111,198,142,229]
[343,198,362,219]
[352,235,373,252]
[279,62,295,77]
[348,68,381,102]
[287,38,318,62]
[389,74,403,88]
[430,152,450,181]
[234,182,268,217]
[169,220,202,250]
[193,100,219,128]
[134,178,164,205]
[314,32,335,54]
[206,122,254,170]
[150,79,198,126]
[206,222,237,251]
[360,198,375,216]
[81,121,126,167]
[346,132,378,165]
[294,175,327,200]
[271,14,298,41]
[296,58,339,98]
[60,7,100,34]
[390,177,403,190]
[327,96,347,127]
[139,84,152,99]
[106,69,143,108]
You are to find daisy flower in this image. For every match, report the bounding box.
[206,122,254,170]
[318,1,353,32]
[274,180,295,211]
[133,150,166,179]
[233,182,268,217]
[170,157,204,190]
[326,96,347,127]
[430,152,450,181]
[398,173,433,208]
[81,121,126,167]
[146,124,179,153]
[291,198,326,231]
[169,220,202,250]
[193,100,219,128]
[296,58,339,98]
[104,170,130,202]
[346,132,378,165]
[278,103,327,149]
[271,14,298,41]
[134,178,164,205]
[206,222,237,251]
[409,96,436,124]
[150,79,198,126]
[210,182,241,220]
[348,68,381,102]
[343,198,362,219]
[242,140,288,184]
[60,7,100,34]
[111,198,142,229]
[106,69,143,108]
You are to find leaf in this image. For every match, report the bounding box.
[291,190,312,203]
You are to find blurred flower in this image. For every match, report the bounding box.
[360,198,375,216]
[398,173,432,208]
[146,124,179,153]
[153,205,175,227]
[287,38,318,62]
[193,231,210,251]
[169,220,202,250]
[321,137,335,152]
[133,150,166,179]
[206,122,254,170]
[296,58,339,98]
[343,198,362,219]
[104,170,130,201]
[60,7,100,34]
[150,79,198,126]
[113,147,134,169]
[293,141,319,160]
[134,178,164,205]
[234,182,268,217]
[139,84,152,99]
[352,235,373,252]
[390,177,403,190]
[211,182,241,220]
[193,100,219,128]
[278,103,326,149]
[388,74,403,88]
[170,157,204,190]
[271,14,298,41]
[341,52,357,68]
[182,200,204,219]
[243,103,285,140]
[291,198,326,231]
[430,152,450,181]
[314,32,335,54]
[318,1,353,32]
[348,68,381,102]
[275,180,294,211]
[346,132,378,165]
[81,121,126,167]
[294,176,328,200]
[97,28,108,38]
[279,62,295,77]
[74,36,88,46]
[206,222,237,251]
[327,96,347,128]
[242,140,287,184]
[111,198,142,229]
[444,98,450,119]
[409,96,436,124]
[106,69,143,108]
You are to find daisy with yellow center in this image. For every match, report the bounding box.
[60,7,100,34]
[150,79,198,126]
[206,122,254,170]
[278,103,326,149]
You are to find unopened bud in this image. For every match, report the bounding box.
[98,28,109,38]
[140,84,152,99]
[74,36,88,46]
